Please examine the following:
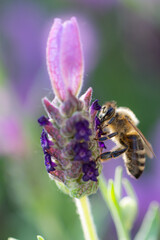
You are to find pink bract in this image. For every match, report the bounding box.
[46,17,84,102]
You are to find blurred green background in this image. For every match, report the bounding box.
[0,0,160,239]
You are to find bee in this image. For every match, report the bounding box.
[97,101,154,179]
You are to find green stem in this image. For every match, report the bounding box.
[74,196,99,240]
[99,176,130,240]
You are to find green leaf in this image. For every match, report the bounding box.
[122,179,137,202]
[8,238,18,240]
[114,166,123,201]
[119,196,137,231]
[119,178,138,231]
[99,175,108,198]
[134,202,160,240]
[108,180,130,240]
[99,177,130,240]
[37,235,45,240]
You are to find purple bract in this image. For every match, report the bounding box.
[38,116,50,126]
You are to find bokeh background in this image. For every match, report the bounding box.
[0,0,160,239]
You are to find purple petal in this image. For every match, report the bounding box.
[82,174,90,182]
[82,161,99,182]
[75,119,92,141]
[38,115,50,126]
[46,17,84,102]
[82,163,91,173]
[45,153,51,166]
[60,17,84,98]
[46,18,66,101]
[95,116,101,130]
[91,175,98,182]
[91,100,101,111]
[90,100,101,118]
[99,142,106,149]
[94,168,99,177]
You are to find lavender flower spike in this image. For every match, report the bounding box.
[38,17,102,198]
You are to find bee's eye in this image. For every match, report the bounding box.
[106,107,114,117]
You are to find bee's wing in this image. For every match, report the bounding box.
[125,117,155,159]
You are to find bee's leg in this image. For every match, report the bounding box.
[98,147,127,161]
[107,116,116,126]
[101,116,116,131]
[95,132,118,141]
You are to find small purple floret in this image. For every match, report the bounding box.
[40,130,56,172]
[38,115,50,126]
[75,119,92,141]
[98,142,106,149]
[91,100,101,111]
[95,116,101,130]
[45,153,51,166]
[40,129,53,152]
[40,130,49,150]
[73,142,91,162]
[45,154,57,172]
[95,116,106,149]
[82,161,99,182]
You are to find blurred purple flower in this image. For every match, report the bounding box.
[0,4,101,113]
[0,2,46,106]
[0,117,25,157]
[0,86,26,157]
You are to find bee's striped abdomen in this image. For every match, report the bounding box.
[124,134,145,179]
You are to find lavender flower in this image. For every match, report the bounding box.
[38,17,102,198]
[75,119,92,141]
[38,116,50,126]
[0,2,45,105]
[0,86,26,157]
[73,142,91,162]
[82,161,99,182]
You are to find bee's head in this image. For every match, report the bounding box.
[98,101,116,122]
